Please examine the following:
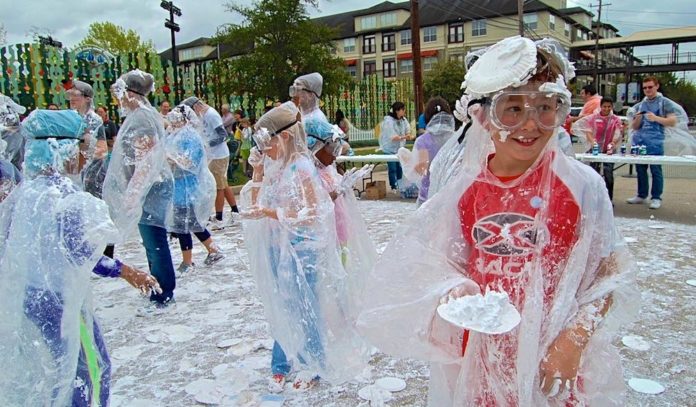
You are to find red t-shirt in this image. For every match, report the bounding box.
[458,156,581,305]
[455,155,582,404]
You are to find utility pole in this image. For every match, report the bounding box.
[410,0,424,117]
[518,0,524,37]
[591,0,610,91]
[161,1,182,104]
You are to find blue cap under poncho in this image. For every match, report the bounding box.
[22,109,86,140]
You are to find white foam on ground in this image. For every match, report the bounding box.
[622,335,651,351]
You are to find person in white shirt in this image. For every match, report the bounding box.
[183,97,239,229]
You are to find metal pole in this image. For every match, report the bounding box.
[593,0,603,89]
[410,0,424,117]
[518,0,524,37]
[170,6,180,104]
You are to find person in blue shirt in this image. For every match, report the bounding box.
[626,76,678,210]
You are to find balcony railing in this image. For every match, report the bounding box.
[363,45,376,54]
[382,42,396,52]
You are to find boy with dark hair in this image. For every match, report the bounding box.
[572,96,624,201]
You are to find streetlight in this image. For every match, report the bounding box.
[161,0,182,104]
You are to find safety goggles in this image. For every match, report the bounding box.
[252,120,298,150]
[489,90,570,132]
[288,85,318,99]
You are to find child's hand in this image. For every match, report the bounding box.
[440,279,480,304]
[539,328,585,397]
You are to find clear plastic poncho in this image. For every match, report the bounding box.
[102,73,173,239]
[0,137,22,201]
[379,115,411,154]
[358,37,637,406]
[399,112,456,204]
[0,110,118,406]
[626,93,696,156]
[164,105,216,233]
[0,94,27,170]
[304,115,378,322]
[240,102,369,383]
[79,108,108,198]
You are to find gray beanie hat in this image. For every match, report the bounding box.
[182,96,201,108]
[71,80,94,98]
[120,69,155,97]
[293,72,323,98]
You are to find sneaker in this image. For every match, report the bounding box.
[292,371,319,391]
[136,298,175,317]
[177,262,195,275]
[649,199,662,209]
[268,374,286,393]
[209,218,225,231]
[203,251,225,266]
[626,196,646,204]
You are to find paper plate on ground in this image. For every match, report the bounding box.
[686,280,696,287]
[647,224,665,230]
[375,377,406,392]
[437,291,521,335]
[623,237,638,243]
[628,378,665,394]
[358,385,393,402]
[621,335,651,351]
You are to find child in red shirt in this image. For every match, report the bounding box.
[358,36,636,406]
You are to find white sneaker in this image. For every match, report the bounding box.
[626,196,646,204]
[208,218,225,231]
[649,199,662,209]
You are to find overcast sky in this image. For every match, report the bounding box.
[2,0,695,59]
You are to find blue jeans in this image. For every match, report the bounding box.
[138,224,176,303]
[636,164,663,200]
[270,244,324,376]
[387,161,403,190]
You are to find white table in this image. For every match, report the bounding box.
[574,153,696,166]
[336,154,399,196]
[336,154,399,164]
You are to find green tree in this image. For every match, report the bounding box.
[76,22,155,54]
[211,0,351,103]
[423,59,466,108]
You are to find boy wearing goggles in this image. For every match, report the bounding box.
[358,36,636,406]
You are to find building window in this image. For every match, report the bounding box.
[380,12,397,27]
[363,61,377,76]
[577,28,582,40]
[564,22,570,37]
[382,34,396,52]
[383,60,396,77]
[346,66,357,77]
[179,46,206,61]
[449,54,465,63]
[549,15,556,30]
[423,26,437,43]
[343,38,356,53]
[523,13,538,30]
[423,56,438,71]
[400,29,411,45]
[582,31,588,40]
[363,36,376,54]
[448,24,464,43]
[361,16,376,30]
[472,19,487,37]
[399,59,413,74]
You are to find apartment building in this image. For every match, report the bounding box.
[314,0,601,80]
